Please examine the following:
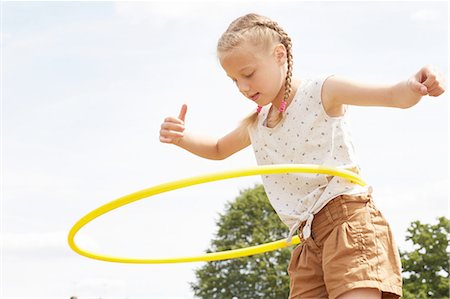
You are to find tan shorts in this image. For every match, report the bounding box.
[288,192,402,299]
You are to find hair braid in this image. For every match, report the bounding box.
[255,21,293,106]
[254,20,293,127]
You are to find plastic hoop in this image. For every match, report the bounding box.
[68,164,366,264]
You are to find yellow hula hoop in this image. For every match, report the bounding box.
[68,164,366,264]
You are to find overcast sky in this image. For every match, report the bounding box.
[1,1,448,298]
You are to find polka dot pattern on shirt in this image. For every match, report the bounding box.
[248,75,369,231]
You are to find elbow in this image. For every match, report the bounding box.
[214,149,232,160]
[214,143,228,160]
[211,154,227,161]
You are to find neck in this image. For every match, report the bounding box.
[271,78,301,111]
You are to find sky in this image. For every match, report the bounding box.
[1,1,449,298]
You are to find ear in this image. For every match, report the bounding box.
[273,44,287,65]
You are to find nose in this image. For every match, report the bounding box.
[236,80,250,93]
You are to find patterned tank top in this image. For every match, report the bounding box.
[248,75,370,241]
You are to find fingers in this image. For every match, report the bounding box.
[423,72,445,96]
[159,128,184,144]
[161,122,185,133]
[416,66,446,97]
[159,136,174,144]
[427,84,446,96]
[178,104,187,122]
[164,116,184,125]
[159,106,187,144]
[160,122,185,141]
[160,130,183,139]
[408,78,428,95]
[422,71,436,90]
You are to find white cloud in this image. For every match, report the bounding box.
[113,1,230,24]
[0,31,11,45]
[74,277,127,296]
[114,1,193,19]
[410,8,442,22]
[1,231,69,258]
[1,230,104,260]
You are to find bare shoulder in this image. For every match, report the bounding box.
[321,75,345,117]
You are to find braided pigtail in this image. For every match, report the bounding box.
[255,20,293,128]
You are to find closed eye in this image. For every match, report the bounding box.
[228,70,254,83]
[244,72,255,78]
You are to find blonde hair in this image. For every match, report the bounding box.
[217,13,294,129]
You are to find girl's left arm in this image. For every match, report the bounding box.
[323,66,446,110]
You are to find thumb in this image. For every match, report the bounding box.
[409,78,428,95]
[178,104,188,122]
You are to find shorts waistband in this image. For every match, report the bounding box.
[298,192,372,240]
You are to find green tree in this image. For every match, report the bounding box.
[190,184,293,299]
[191,183,450,299]
[400,217,450,299]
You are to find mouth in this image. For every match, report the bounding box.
[249,92,260,102]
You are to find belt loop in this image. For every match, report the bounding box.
[340,196,349,218]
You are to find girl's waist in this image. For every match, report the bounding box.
[298,190,373,241]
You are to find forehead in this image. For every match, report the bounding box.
[219,44,267,74]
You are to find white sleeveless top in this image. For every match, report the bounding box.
[248,75,370,242]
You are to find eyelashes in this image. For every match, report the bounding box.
[229,71,255,83]
[245,71,255,78]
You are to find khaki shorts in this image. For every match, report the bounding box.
[288,192,402,299]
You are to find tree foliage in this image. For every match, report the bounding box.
[191,183,450,299]
[190,184,292,299]
[400,216,450,299]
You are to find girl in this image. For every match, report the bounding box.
[159,13,445,299]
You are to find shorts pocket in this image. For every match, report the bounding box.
[322,218,375,293]
[345,217,369,265]
[322,202,378,271]
[322,197,403,297]
[322,219,367,270]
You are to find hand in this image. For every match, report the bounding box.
[159,104,187,144]
[407,66,446,97]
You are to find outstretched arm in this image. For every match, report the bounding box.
[159,104,251,160]
[322,66,446,112]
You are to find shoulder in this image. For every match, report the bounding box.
[301,75,335,95]
[296,75,337,100]
[320,75,346,118]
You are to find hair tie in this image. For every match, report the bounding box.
[279,100,287,112]
[256,105,263,114]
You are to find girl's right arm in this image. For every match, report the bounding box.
[159,104,251,160]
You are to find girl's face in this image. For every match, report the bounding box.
[219,42,287,108]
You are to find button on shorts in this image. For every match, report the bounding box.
[288,192,402,299]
